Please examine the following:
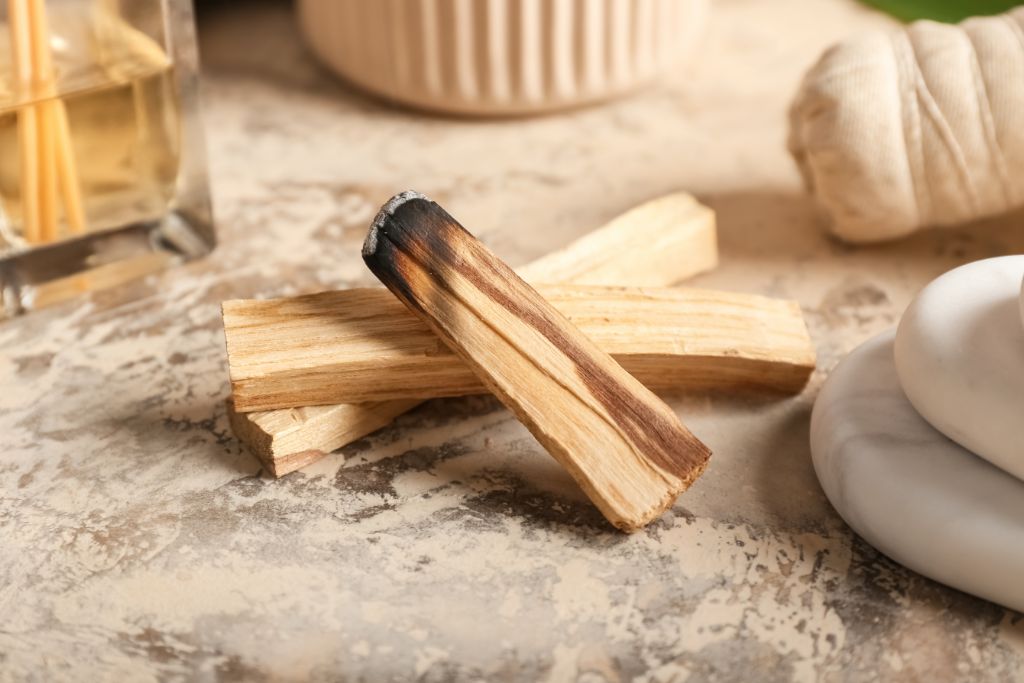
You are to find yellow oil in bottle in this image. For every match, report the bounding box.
[0,14,181,253]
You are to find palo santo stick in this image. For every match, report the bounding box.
[228,192,720,477]
[363,191,712,531]
[228,399,421,478]
[224,285,814,411]
[518,192,717,285]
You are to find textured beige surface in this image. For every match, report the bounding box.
[1,0,1023,680]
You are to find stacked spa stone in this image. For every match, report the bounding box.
[810,257,1024,612]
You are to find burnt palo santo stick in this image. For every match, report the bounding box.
[363,191,712,531]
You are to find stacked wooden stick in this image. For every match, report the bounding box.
[222,192,816,530]
[8,0,86,244]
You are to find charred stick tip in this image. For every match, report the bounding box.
[364,190,430,258]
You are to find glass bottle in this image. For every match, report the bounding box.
[0,0,212,317]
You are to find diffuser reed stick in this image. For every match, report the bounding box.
[8,0,87,244]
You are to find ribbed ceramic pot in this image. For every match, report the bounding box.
[297,0,708,115]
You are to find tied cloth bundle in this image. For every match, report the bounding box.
[789,7,1024,243]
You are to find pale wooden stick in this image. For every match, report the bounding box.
[363,191,712,531]
[53,103,86,234]
[27,0,58,241]
[16,107,41,243]
[227,192,720,476]
[26,0,53,75]
[34,102,58,241]
[224,285,814,411]
[8,0,40,243]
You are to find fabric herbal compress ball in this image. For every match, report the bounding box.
[788,8,1024,243]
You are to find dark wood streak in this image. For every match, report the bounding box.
[363,195,711,484]
[362,226,425,317]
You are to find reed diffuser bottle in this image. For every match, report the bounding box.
[0,0,211,317]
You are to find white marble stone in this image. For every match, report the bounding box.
[894,256,1024,482]
[1020,274,1024,328]
[811,329,1024,613]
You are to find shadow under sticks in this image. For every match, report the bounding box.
[111,395,260,478]
[331,399,615,539]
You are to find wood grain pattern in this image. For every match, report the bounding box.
[228,192,720,477]
[226,398,419,477]
[362,191,712,531]
[224,285,815,411]
[516,192,717,285]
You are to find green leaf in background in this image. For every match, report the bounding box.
[861,0,1020,22]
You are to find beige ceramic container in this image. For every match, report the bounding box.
[297,0,708,115]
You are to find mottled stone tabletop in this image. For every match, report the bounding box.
[3,1,1024,681]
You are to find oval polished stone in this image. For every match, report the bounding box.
[1020,275,1024,328]
[811,329,1024,612]
[894,256,1024,482]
